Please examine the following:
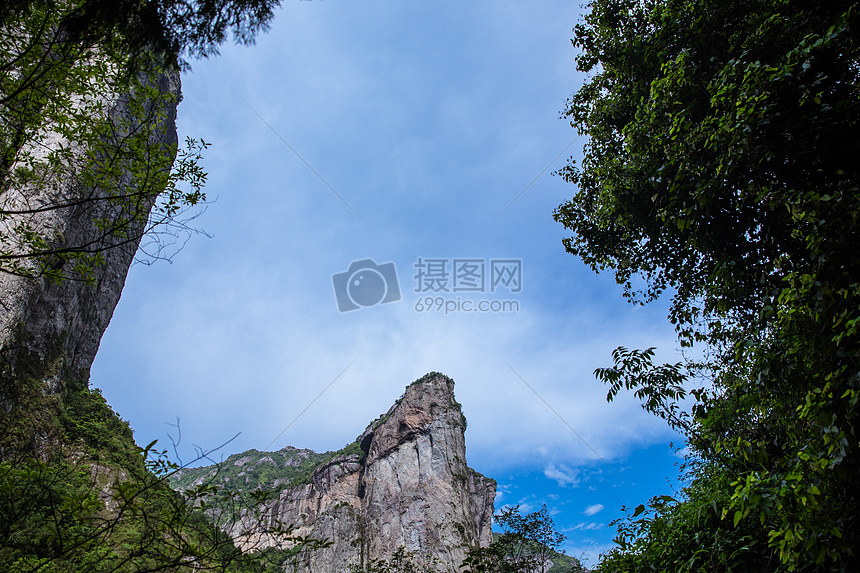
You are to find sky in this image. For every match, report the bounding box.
[90,0,688,566]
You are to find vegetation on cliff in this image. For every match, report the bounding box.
[170,440,363,501]
[0,352,248,571]
[0,2,330,572]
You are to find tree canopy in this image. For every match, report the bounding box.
[462,505,583,573]
[555,0,859,570]
[0,0,285,67]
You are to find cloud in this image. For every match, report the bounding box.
[673,445,692,459]
[583,503,604,516]
[563,541,616,569]
[494,483,511,504]
[544,463,580,487]
[572,522,604,531]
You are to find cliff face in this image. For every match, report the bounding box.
[358,374,495,569]
[0,70,181,392]
[179,373,496,572]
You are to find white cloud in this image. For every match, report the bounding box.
[572,522,604,531]
[494,484,511,505]
[543,463,580,488]
[563,541,616,569]
[583,504,604,516]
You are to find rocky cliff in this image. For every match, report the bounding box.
[173,373,497,572]
[0,69,181,395]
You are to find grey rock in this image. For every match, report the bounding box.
[228,373,496,573]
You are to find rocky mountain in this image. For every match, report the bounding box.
[0,56,255,571]
[172,373,497,572]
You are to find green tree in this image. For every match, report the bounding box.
[554,0,859,570]
[1,3,190,282]
[0,380,323,573]
[461,505,582,573]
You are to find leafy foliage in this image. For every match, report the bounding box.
[1,0,287,282]
[0,0,285,70]
[0,357,326,573]
[462,505,583,573]
[2,387,238,571]
[554,0,860,570]
[0,1,339,571]
[0,0,214,283]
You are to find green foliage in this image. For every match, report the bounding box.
[0,0,284,69]
[349,547,439,573]
[169,439,364,519]
[0,0,211,283]
[0,1,331,571]
[2,390,227,572]
[599,462,780,572]
[0,334,323,572]
[462,505,583,573]
[411,371,444,384]
[61,386,140,468]
[555,0,860,570]
[0,377,329,573]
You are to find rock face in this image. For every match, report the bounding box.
[223,373,496,572]
[0,70,181,390]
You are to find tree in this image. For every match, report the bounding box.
[554,0,859,570]
[461,505,582,573]
[0,0,284,69]
[0,380,328,573]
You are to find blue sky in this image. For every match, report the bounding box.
[90,0,687,566]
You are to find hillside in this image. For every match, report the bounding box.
[171,442,363,496]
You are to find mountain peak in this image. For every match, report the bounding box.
[172,372,494,572]
[360,372,465,463]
